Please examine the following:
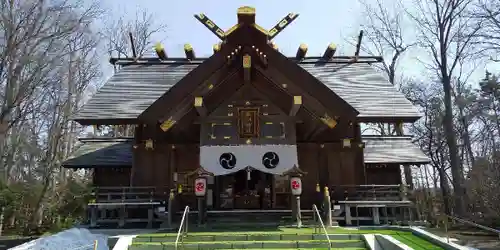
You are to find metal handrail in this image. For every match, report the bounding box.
[312,204,331,250]
[175,206,190,250]
[442,214,500,243]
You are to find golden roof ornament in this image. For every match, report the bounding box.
[145,139,154,150]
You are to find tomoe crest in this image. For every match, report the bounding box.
[219,152,237,169]
[262,152,279,169]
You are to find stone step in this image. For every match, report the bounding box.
[134,233,364,243]
[129,239,366,249]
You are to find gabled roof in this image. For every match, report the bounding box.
[73,63,199,124]
[363,136,430,164]
[299,62,420,121]
[73,58,420,125]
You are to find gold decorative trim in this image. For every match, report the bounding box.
[243,54,251,68]
[237,6,256,15]
[160,118,176,132]
[225,24,239,36]
[319,114,337,128]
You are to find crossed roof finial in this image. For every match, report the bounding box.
[194,6,299,42]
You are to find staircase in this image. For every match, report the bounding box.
[130,210,367,249]
[130,232,368,249]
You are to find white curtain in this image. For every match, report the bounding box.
[200,144,299,176]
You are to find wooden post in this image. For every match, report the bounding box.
[295,196,302,228]
[345,204,352,226]
[372,207,380,225]
[90,206,97,228]
[147,208,153,228]
[167,189,174,228]
[324,187,332,227]
[118,206,126,228]
[197,197,203,226]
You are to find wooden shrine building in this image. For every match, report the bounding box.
[63,7,429,225]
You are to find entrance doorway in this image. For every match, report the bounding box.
[216,169,273,210]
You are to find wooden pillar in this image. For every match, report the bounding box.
[131,124,143,186]
[345,204,352,225]
[90,206,97,228]
[147,208,154,228]
[372,207,381,225]
[271,175,276,208]
[118,207,126,228]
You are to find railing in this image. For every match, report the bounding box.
[329,184,406,201]
[312,204,331,250]
[175,206,190,250]
[442,214,500,243]
[90,186,159,204]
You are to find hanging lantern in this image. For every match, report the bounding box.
[290,177,302,196]
[246,167,252,180]
[194,177,207,197]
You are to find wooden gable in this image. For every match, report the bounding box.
[138,7,359,135]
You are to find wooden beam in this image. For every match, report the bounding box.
[194,13,225,40]
[289,96,302,116]
[159,97,194,132]
[128,32,137,58]
[255,66,342,127]
[295,43,308,60]
[194,97,207,117]
[184,44,195,60]
[243,54,251,83]
[322,43,336,60]
[354,30,364,58]
[154,43,167,60]
[268,13,299,40]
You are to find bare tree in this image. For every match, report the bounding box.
[103,10,167,58]
[0,0,102,235]
[406,0,483,216]
[476,0,500,60]
[357,0,417,188]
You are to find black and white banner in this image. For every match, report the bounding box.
[199,145,299,175]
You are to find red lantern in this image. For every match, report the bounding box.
[290,177,302,196]
[194,178,207,197]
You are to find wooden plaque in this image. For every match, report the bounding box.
[238,108,259,138]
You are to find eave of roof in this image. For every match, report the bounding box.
[362,136,430,165]
[62,138,133,168]
[62,136,429,168]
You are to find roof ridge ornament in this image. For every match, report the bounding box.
[194,7,299,43]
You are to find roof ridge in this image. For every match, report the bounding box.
[111,56,382,66]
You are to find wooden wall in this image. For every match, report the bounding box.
[365,164,402,185]
[131,144,199,199]
[94,168,130,187]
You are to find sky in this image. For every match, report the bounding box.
[101,0,364,58]
[98,0,500,84]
